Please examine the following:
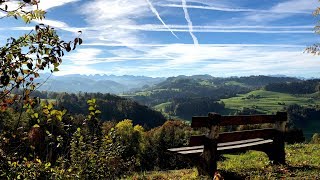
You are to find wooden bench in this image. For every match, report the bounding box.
[168,112,287,178]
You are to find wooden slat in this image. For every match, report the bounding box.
[190,129,276,145]
[189,135,265,146]
[218,112,287,126]
[218,138,263,147]
[220,115,276,126]
[174,138,263,152]
[178,149,203,155]
[191,116,210,128]
[189,135,206,146]
[174,139,273,155]
[168,145,203,152]
[218,139,273,151]
[218,128,277,143]
[192,112,287,128]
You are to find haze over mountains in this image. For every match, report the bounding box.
[36,74,165,94]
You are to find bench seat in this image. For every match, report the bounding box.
[168,138,273,155]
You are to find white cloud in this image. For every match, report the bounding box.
[65,48,103,65]
[80,0,150,46]
[0,0,79,11]
[0,11,5,18]
[245,0,317,22]
[36,0,80,10]
[159,0,316,24]
[142,44,320,77]
[33,19,69,28]
[1,24,313,34]
[60,43,320,77]
[113,24,313,33]
[55,65,105,76]
[271,0,317,14]
[81,43,306,48]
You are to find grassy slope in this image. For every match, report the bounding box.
[130,143,320,179]
[221,90,320,114]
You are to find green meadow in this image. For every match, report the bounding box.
[221,90,320,114]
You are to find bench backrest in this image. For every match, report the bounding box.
[190,112,287,146]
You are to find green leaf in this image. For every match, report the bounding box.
[48,103,53,110]
[57,115,62,121]
[50,110,57,115]
[34,113,38,119]
[95,110,101,114]
[33,124,40,128]
[89,106,95,111]
[45,162,51,168]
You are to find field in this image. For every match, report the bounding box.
[130,143,320,179]
[221,90,320,114]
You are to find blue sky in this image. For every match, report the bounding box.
[1,0,320,77]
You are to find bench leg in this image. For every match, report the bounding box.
[197,141,218,178]
[265,140,285,164]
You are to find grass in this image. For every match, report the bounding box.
[221,90,320,114]
[224,81,246,87]
[128,169,200,180]
[153,102,172,112]
[130,143,320,179]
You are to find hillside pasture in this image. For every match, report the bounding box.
[221,90,320,114]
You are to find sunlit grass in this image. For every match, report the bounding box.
[130,143,320,179]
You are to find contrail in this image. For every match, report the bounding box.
[181,0,198,45]
[145,0,179,39]
[159,4,310,14]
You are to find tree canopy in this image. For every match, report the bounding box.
[0,0,81,110]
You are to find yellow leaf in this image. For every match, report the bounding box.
[48,103,53,110]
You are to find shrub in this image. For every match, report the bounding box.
[311,133,320,144]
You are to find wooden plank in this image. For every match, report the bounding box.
[218,128,277,143]
[192,112,287,128]
[178,149,203,155]
[217,139,273,151]
[170,138,263,152]
[218,138,263,147]
[191,116,210,128]
[168,145,203,152]
[189,135,206,146]
[220,115,277,126]
[190,129,276,145]
[218,112,286,126]
[175,139,273,155]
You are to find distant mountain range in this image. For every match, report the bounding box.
[35,74,307,94]
[35,74,165,94]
